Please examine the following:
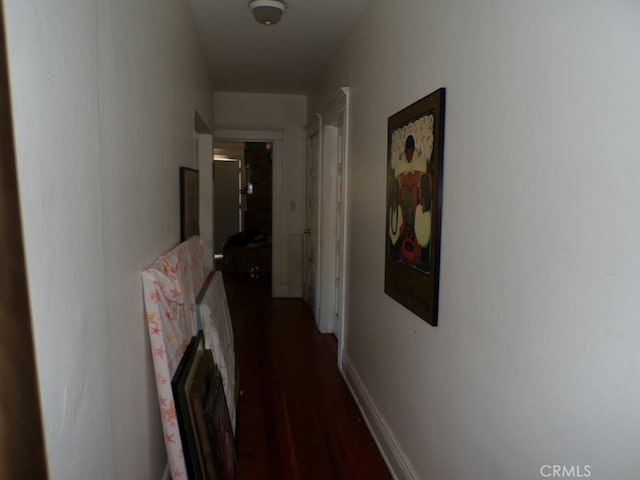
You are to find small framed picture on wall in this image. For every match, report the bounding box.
[180,167,200,242]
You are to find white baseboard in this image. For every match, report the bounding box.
[341,353,420,480]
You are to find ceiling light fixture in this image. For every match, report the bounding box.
[249,0,286,26]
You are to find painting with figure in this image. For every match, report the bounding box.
[387,113,435,273]
[385,88,445,326]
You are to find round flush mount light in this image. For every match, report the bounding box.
[249,0,286,26]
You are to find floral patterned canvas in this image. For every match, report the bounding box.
[142,236,204,479]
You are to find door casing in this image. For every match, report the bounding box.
[308,88,351,369]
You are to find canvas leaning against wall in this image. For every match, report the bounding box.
[385,88,446,326]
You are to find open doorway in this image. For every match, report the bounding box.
[214,141,273,278]
[306,88,350,368]
[213,141,243,260]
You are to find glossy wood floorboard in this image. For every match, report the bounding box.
[224,274,393,480]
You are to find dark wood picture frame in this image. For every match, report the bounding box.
[385,88,446,326]
[172,331,205,479]
[180,166,200,242]
[185,346,238,480]
[188,349,219,480]
[202,366,238,480]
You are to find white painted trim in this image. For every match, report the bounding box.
[316,88,350,365]
[317,121,335,334]
[337,88,350,370]
[214,129,284,141]
[305,117,320,137]
[314,113,323,322]
[271,139,285,297]
[341,353,419,480]
[304,120,322,321]
[322,87,351,124]
[213,129,286,297]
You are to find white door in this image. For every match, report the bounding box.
[304,133,320,314]
[333,122,345,340]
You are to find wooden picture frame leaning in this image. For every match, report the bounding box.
[202,366,238,480]
[172,332,205,479]
[188,349,219,479]
[186,346,239,480]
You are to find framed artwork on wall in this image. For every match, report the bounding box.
[385,87,446,326]
[180,166,200,242]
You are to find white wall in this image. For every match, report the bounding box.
[214,92,307,297]
[310,1,640,479]
[5,0,213,478]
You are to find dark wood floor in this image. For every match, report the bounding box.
[224,274,393,480]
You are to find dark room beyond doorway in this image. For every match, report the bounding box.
[214,141,272,277]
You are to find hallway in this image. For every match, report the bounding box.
[224,274,392,480]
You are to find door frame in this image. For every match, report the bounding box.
[213,129,285,296]
[313,88,351,368]
[303,119,321,320]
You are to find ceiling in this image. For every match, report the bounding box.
[188,0,371,94]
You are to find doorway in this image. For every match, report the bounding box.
[213,141,244,260]
[214,129,286,296]
[306,88,350,367]
[213,141,273,279]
